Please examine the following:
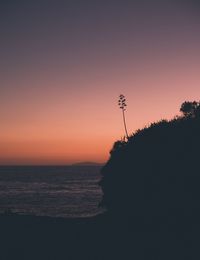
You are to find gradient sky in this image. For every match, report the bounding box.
[1,0,200,165]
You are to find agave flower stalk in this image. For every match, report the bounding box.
[118,94,129,140]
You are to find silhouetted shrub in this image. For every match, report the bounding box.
[180,101,200,118]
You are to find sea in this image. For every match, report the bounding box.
[0,165,105,218]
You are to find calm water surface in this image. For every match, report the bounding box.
[0,166,104,218]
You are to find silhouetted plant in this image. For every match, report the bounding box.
[180,101,198,117]
[118,94,129,140]
[110,140,126,155]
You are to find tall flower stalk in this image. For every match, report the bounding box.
[118,94,129,140]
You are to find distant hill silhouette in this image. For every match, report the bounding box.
[71,161,104,166]
[99,101,200,229]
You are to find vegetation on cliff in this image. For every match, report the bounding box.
[99,101,200,221]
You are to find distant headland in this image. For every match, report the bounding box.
[70,161,104,167]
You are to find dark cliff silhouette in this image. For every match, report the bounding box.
[100,101,200,225]
[97,101,200,258]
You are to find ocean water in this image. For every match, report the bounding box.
[0,165,104,218]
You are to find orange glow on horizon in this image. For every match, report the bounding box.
[1,1,200,165]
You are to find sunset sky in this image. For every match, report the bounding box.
[1,0,200,165]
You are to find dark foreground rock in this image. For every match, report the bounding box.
[1,213,200,259]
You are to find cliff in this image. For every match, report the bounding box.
[100,104,200,227]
